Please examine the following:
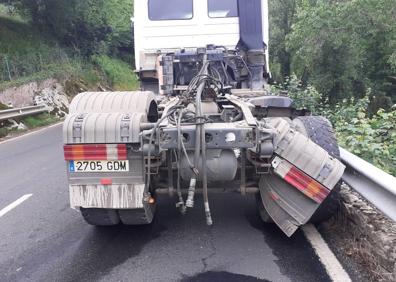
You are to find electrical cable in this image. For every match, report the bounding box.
[145,104,183,197]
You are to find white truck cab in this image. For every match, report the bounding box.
[134,0,269,74]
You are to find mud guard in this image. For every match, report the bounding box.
[64,91,159,225]
[257,118,345,237]
[258,175,320,237]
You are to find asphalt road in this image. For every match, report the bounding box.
[0,125,332,282]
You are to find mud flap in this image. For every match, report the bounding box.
[257,118,345,237]
[118,201,156,225]
[258,175,320,237]
[70,183,155,225]
[69,183,146,209]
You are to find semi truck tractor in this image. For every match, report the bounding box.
[63,0,345,237]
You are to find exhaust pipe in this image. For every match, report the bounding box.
[237,0,267,90]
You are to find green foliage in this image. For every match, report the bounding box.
[0,1,136,89]
[92,55,138,90]
[78,68,101,88]
[268,0,298,82]
[274,77,396,176]
[0,127,9,138]
[271,75,323,114]
[15,0,134,57]
[0,102,9,110]
[0,16,83,86]
[334,102,396,176]
[0,12,136,91]
[22,113,59,128]
[269,0,396,109]
[287,0,396,107]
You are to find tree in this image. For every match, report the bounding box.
[286,0,396,105]
[13,0,134,56]
[269,0,298,82]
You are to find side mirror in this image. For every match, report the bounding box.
[131,17,135,28]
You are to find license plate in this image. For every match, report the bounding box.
[69,160,129,173]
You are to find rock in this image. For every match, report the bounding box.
[17,122,27,130]
[6,119,27,131]
[0,78,70,118]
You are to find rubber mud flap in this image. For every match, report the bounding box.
[258,118,345,236]
[259,175,320,237]
[118,202,156,225]
[80,208,120,226]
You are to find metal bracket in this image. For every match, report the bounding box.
[240,149,247,196]
[120,114,131,142]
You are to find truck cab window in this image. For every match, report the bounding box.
[208,0,238,18]
[148,0,193,20]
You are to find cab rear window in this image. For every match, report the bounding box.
[208,0,238,18]
[148,0,193,20]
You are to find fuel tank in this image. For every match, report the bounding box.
[180,149,238,182]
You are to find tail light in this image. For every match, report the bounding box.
[64,144,127,161]
[272,157,330,204]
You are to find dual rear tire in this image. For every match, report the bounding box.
[80,206,156,226]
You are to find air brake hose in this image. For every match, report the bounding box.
[145,105,182,198]
[191,57,213,225]
[186,60,209,209]
[201,118,213,225]
[175,111,186,214]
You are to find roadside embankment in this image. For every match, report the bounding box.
[320,185,396,282]
[0,77,85,139]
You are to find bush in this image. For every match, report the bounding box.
[0,127,9,138]
[334,102,396,175]
[271,74,323,114]
[15,0,134,57]
[272,76,396,176]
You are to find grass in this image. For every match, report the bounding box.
[93,55,139,90]
[0,112,59,139]
[0,16,138,91]
[0,127,8,138]
[0,102,9,110]
[22,113,59,129]
[0,7,139,91]
[0,15,84,89]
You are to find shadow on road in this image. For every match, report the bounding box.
[181,271,272,282]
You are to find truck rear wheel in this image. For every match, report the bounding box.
[80,208,120,226]
[293,116,341,223]
[255,193,273,223]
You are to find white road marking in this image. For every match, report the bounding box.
[0,122,62,145]
[0,194,33,218]
[302,224,352,282]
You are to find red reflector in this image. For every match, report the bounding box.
[64,144,128,161]
[272,157,330,204]
[101,178,113,185]
[117,144,127,160]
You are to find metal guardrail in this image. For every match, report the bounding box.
[340,147,396,222]
[0,105,47,122]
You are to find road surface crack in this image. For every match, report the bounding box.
[201,229,217,272]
